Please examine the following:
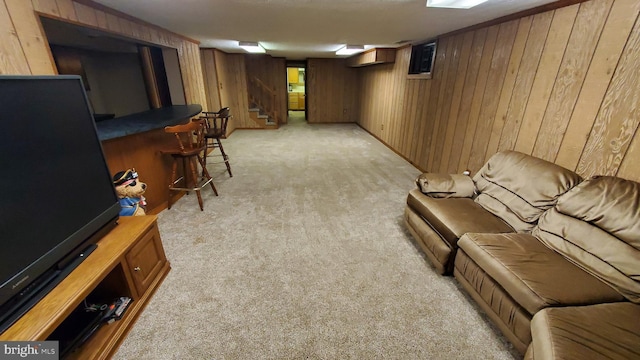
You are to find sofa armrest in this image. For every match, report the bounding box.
[415,173,475,198]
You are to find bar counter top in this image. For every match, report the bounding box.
[96,104,202,141]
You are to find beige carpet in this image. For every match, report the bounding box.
[114,115,518,359]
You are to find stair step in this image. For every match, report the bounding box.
[248,102,278,128]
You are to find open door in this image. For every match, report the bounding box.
[286,60,306,123]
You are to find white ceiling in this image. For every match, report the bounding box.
[93,0,558,59]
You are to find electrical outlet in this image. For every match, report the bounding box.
[381,124,384,130]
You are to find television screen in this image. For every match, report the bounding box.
[408,41,437,75]
[0,75,120,330]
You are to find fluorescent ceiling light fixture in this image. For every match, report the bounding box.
[239,41,266,53]
[426,0,488,9]
[336,45,365,56]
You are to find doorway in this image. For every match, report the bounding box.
[286,61,306,124]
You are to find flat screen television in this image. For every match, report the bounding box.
[408,41,436,76]
[0,75,120,333]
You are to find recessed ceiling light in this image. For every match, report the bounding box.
[426,0,489,9]
[336,45,365,56]
[239,41,266,53]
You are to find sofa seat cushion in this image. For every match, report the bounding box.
[530,302,640,359]
[406,188,514,246]
[457,233,625,315]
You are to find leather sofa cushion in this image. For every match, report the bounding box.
[406,189,513,246]
[530,302,640,359]
[473,151,582,233]
[457,233,624,315]
[455,250,533,351]
[535,209,640,303]
[415,173,475,198]
[556,176,640,248]
[404,206,452,273]
[535,176,640,303]
[473,193,536,233]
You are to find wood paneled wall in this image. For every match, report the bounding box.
[245,54,287,124]
[200,49,253,132]
[200,49,222,114]
[204,55,359,126]
[0,0,208,111]
[307,58,359,123]
[357,0,640,182]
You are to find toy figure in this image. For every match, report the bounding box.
[112,168,147,216]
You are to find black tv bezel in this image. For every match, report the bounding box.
[408,40,437,76]
[0,75,121,333]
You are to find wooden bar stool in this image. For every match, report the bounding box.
[200,107,233,177]
[161,119,217,211]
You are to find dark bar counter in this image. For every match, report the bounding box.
[99,104,203,213]
[96,104,202,141]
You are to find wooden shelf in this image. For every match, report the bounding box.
[346,48,396,67]
[0,216,170,360]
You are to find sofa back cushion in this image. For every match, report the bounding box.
[473,151,582,232]
[556,176,640,246]
[534,176,640,303]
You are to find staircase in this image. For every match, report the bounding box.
[247,76,279,129]
[248,104,277,128]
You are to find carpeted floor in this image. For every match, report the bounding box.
[113,113,519,359]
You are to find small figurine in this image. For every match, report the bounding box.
[112,168,147,216]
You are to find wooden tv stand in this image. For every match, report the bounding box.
[0,216,170,360]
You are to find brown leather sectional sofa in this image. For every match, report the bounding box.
[403,150,640,358]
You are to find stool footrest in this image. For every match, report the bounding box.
[169,177,214,192]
